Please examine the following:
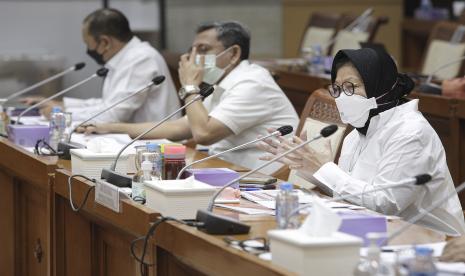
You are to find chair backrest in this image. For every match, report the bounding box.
[285,89,350,189]
[330,15,389,56]
[421,21,465,80]
[299,12,342,55]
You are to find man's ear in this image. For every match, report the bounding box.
[98,35,112,52]
[230,45,242,65]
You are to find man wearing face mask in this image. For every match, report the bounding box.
[259,48,465,236]
[22,8,180,123]
[81,21,299,173]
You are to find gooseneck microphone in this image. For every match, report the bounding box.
[100,85,215,188]
[175,125,294,179]
[16,67,108,124]
[381,181,465,246]
[195,124,338,235]
[418,55,465,95]
[3,62,86,104]
[57,75,166,160]
[285,174,432,227]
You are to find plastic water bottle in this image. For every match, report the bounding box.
[407,247,437,276]
[309,44,325,75]
[132,156,152,200]
[275,182,299,229]
[49,106,66,150]
[146,143,162,180]
[354,233,395,276]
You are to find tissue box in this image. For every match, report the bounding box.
[70,148,129,180]
[8,124,50,147]
[338,211,387,246]
[144,179,216,219]
[268,229,362,276]
[184,168,240,188]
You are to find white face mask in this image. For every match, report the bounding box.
[195,47,233,84]
[335,94,378,128]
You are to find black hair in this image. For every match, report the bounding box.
[196,21,251,60]
[83,8,133,43]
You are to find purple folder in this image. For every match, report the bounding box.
[8,124,50,147]
[184,168,240,188]
[338,211,387,246]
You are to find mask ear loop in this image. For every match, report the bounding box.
[375,78,400,107]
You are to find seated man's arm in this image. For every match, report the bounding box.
[87,116,192,141]
[183,93,233,145]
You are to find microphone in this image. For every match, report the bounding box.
[100,85,215,188]
[16,67,108,124]
[57,75,166,160]
[2,62,86,105]
[195,124,338,235]
[175,125,294,179]
[285,174,432,227]
[418,55,465,95]
[381,180,465,246]
[301,8,374,54]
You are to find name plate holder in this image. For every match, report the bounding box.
[95,179,122,213]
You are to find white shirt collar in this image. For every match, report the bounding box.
[218,60,250,91]
[105,36,141,71]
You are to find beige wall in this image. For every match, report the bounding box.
[166,0,282,58]
[282,0,403,61]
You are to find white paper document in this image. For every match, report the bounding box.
[241,190,361,210]
[215,204,275,215]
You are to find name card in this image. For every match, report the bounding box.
[95,179,120,212]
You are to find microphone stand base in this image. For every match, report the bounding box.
[195,209,250,235]
[101,168,132,188]
[57,141,85,160]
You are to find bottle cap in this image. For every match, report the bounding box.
[279,182,293,191]
[415,246,433,256]
[146,143,159,152]
[52,106,62,113]
[164,145,186,155]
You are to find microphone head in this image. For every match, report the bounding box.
[152,75,166,85]
[96,68,109,77]
[200,85,215,98]
[74,62,86,71]
[364,7,374,16]
[277,125,293,136]
[320,124,338,137]
[414,174,432,185]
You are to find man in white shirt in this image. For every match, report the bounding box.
[81,21,299,173]
[24,8,180,123]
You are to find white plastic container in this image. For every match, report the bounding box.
[144,178,216,219]
[70,148,129,180]
[268,229,362,276]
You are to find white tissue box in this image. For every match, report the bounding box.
[144,179,216,219]
[268,229,362,276]
[70,148,129,180]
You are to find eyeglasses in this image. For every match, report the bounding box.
[327,81,361,98]
[34,139,59,156]
[223,236,269,255]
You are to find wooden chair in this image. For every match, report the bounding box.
[272,88,351,189]
[421,21,465,80]
[330,14,389,56]
[161,50,182,90]
[298,12,342,55]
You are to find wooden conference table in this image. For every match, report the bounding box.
[0,138,445,276]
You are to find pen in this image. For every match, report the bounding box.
[240,187,263,191]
